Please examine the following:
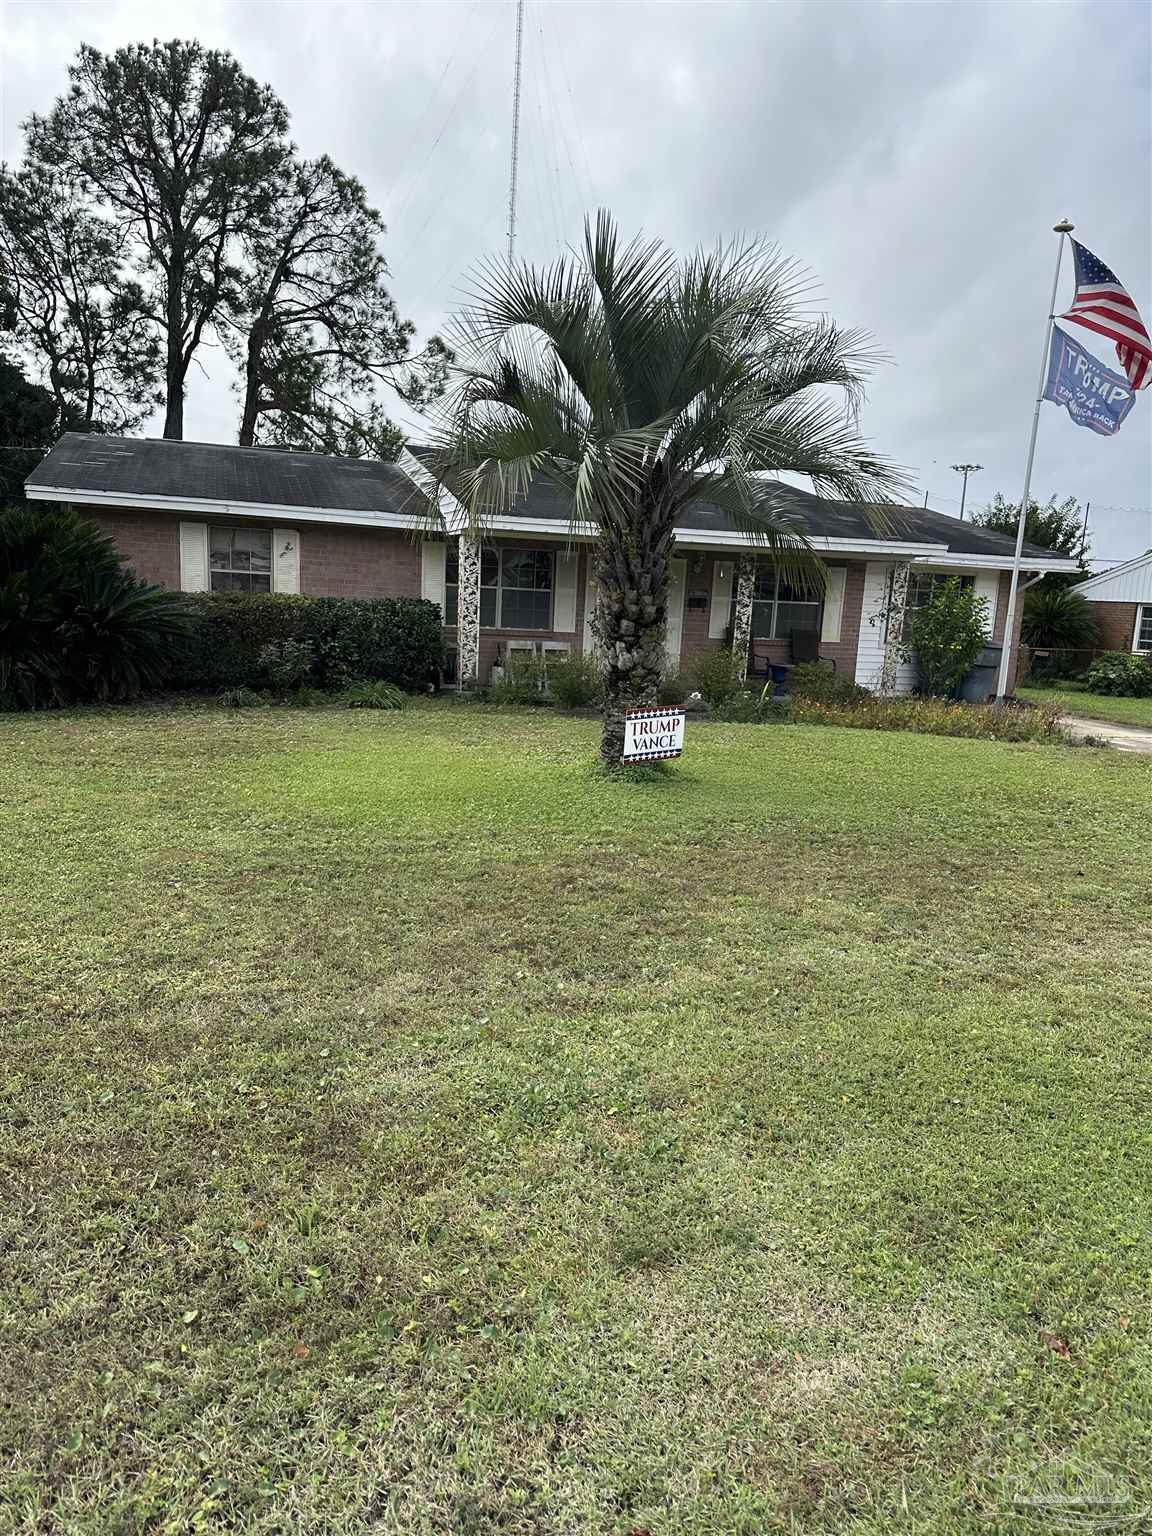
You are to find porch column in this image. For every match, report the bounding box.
[878,560,912,696]
[731,555,756,682]
[456,533,481,689]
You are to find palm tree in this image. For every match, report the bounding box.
[430,212,904,765]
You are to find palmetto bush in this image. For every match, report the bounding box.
[1021,586,1101,651]
[429,212,902,765]
[0,504,192,710]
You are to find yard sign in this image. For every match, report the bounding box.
[622,707,686,763]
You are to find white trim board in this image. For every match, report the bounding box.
[25,483,427,531]
[27,480,1077,573]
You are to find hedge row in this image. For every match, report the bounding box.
[167,592,444,693]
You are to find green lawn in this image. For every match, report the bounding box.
[3,703,1151,1534]
[1018,684,1152,729]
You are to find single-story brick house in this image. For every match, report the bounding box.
[25,433,1081,693]
[1072,552,1152,656]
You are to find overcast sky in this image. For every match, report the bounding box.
[3,0,1150,561]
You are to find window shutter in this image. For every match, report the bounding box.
[553,549,579,631]
[820,566,847,642]
[664,557,687,669]
[272,528,300,594]
[582,567,599,653]
[974,571,999,637]
[178,522,209,592]
[708,559,735,639]
[421,540,446,612]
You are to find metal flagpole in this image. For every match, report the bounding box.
[994,218,1074,701]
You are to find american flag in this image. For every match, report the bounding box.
[1060,239,1151,390]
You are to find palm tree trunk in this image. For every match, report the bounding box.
[595,527,670,766]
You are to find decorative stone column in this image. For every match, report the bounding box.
[456,533,481,689]
[878,560,912,697]
[731,555,756,682]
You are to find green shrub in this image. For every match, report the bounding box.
[169,592,442,693]
[258,637,315,691]
[1022,587,1100,651]
[0,504,192,711]
[1083,651,1152,697]
[341,679,405,710]
[548,652,601,708]
[691,648,743,709]
[905,579,990,697]
[657,672,689,706]
[219,687,267,709]
[289,685,331,708]
[788,661,869,705]
[791,695,1067,743]
[713,684,791,724]
[489,652,553,707]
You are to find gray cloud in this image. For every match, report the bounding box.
[4,0,1149,558]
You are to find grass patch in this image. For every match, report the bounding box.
[2,702,1151,1533]
[1018,684,1152,729]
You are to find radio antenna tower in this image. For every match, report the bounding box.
[507,0,525,266]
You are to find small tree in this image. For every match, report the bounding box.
[903,579,989,697]
[431,213,903,766]
[971,492,1088,590]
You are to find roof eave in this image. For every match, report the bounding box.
[24,483,428,532]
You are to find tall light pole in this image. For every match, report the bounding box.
[951,463,983,522]
[507,0,525,267]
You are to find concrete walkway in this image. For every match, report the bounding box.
[1060,714,1152,755]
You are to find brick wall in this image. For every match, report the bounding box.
[679,557,867,677]
[299,524,420,598]
[84,507,181,589]
[1088,600,1140,653]
[74,505,421,599]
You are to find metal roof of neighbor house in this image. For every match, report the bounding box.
[1072,550,1152,602]
[25,433,431,523]
[26,432,1070,566]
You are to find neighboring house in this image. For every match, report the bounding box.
[1073,552,1152,656]
[24,433,1081,694]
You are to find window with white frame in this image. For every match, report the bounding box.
[444,546,554,629]
[732,563,822,640]
[896,571,975,639]
[1137,605,1152,653]
[209,526,272,592]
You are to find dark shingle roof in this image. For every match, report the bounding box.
[674,479,1063,562]
[26,434,430,521]
[28,433,1067,564]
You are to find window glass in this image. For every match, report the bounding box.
[1137,606,1152,652]
[210,527,272,592]
[443,546,552,629]
[742,563,822,640]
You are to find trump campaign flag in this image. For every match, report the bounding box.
[1060,240,1152,389]
[1043,326,1137,436]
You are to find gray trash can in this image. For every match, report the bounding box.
[959,643,1003,703]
